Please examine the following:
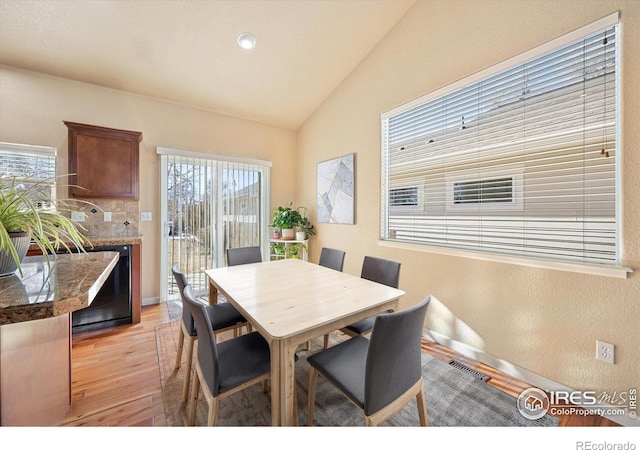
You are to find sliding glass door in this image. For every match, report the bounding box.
[159,148,271,301]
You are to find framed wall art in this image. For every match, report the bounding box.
[317,153,355,224]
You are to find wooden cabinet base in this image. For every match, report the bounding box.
[0,314,71,426]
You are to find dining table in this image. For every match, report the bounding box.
[204,257,405,426]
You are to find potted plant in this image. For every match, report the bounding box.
[0,176,92,276]
[296,217,316,241]
[284,242,307,259]
[271,242,284,254]
[270,203,303,240]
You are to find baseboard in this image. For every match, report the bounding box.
[423,329,639,427]
[142,296,160,307]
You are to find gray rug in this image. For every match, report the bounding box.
[156,321,558,427]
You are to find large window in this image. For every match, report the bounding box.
[0,142,57,208]
[381,14,620,267]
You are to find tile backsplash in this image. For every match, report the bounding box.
[72,199,139,237]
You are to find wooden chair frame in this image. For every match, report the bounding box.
[175,319,247,403]
[188,358,297,426]
[307,366,427,426]
[189,355,270,426]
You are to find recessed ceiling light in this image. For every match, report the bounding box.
[237,33,256,50]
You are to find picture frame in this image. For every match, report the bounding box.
[317,153,355,224]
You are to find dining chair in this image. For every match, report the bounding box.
[322,256,401,349]
[341,256,400,336]
[307,296,431,426]
[318,247,346,272]
[318,247,346,348]
[181,284,272,426]
[172,265,248,403]
[225,246,262,331]
[226,246,262,266]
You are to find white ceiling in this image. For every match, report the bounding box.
[0,0,415,129]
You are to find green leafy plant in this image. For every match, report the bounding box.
[271,242,285,256]
[284,242,307,259]
[270,204,315,234]
[296,216,316,238]
[270,242,306,259]
[0,176,93,275]
[270,203,303,230]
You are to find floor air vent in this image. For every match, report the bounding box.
[448,360,491,382]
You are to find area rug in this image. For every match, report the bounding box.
[155,321,558,427]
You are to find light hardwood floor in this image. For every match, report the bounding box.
[60,302,620,427]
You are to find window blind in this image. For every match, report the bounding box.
[219,160,264,259]
[159,147,271,296]
[381,17,619,265]
[165,153,216,295]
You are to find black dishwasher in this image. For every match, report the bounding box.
[67,244,133,333]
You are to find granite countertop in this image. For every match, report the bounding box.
[84,235,143,247]
[0,252,119,325]
[28,235,142,253]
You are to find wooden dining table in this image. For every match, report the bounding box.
[204,258,405,426]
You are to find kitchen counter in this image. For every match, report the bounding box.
[0,252,119,325]
[24,236,143,326]
[85,235,143,247]
[26,234,143,255]
[0,251,118,425]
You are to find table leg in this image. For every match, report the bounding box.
[270,339,282,426]
[281,338,299,426]
[208,280,218,305]
[269,338,298,426]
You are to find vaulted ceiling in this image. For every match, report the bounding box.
[0,0,415,129]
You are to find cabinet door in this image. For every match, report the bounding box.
[65,121,142,199]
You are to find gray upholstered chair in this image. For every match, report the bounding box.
[322,256,401,349]
[225,246,262,331]
[341,256,400,337]
[226,246,262,266]
[306,296,431,426]
[318,247,346,272]
[318,247,346,348]
[172,265,247,403]
[181,284,272,426]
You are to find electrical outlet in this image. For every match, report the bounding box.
[596,340,615,364]
[104,212,112,222]
[71,211,85,222]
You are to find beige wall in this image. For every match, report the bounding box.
[297,0,639,398]
[0,65,297,300]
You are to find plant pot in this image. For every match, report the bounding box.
[296,231,306,241]
[0,231,31,277]
[281,228,295,240]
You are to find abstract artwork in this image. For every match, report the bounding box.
[317,153,355,224]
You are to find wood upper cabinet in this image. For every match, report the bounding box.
[65,121,142,199]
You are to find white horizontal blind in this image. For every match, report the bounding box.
[381,19,619,265]
[0,142,57,208]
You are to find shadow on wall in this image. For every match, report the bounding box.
[424,295,543,386]
[425,295,487,354]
